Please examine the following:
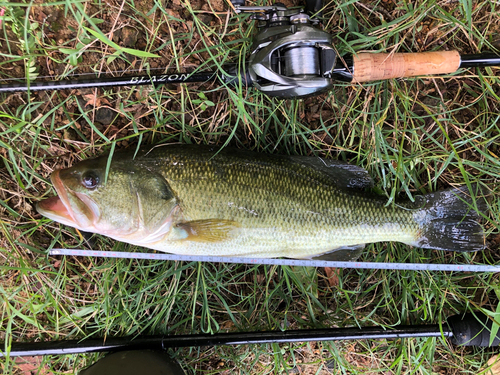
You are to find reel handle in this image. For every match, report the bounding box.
[448,312,500,347]
[352,51,461,82]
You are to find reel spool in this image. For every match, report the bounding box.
[237,4,337,98]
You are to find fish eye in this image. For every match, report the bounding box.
[82,172,99,189]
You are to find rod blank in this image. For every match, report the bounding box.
[460,53,500,68]
[2,326,449,357]
[0,64,250,93]
[3,313,499,358]
[0,72,217,93]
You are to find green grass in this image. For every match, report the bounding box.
[1,0,500,373]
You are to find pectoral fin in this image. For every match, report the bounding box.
[173,219,239,242]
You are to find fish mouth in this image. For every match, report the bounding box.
[36,169,100,230]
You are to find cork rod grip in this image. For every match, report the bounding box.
[352,51,461,83]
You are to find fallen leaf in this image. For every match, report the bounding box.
[484,354,500,375]
[83,93,99,107]
[255,274,265,284]
[15,356,54,375]
[83,93,111,107]
[324,267,339,287]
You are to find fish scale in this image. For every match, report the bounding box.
[138,147,420,258]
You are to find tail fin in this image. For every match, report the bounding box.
[412,186,487,252]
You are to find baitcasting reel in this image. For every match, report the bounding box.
[235,3,337,98]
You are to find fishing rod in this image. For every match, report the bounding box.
[1,312,499,357]
[0,1,498,98]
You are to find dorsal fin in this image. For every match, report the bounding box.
[289,156,374,190]
[135,145,374,190]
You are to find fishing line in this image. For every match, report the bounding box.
[49,248,500,273]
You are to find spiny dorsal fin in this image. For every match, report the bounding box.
[173,219,239,242]
[289,156,373,190]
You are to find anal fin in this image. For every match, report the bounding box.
[308,244,365,262]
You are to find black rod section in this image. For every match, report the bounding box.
[0,64,251,93]
[0,72,217,93]
[4,313,500,357]
[459,53,500,68]
[162,325,448,347]
[2,325,449,357]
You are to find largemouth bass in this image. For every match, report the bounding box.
[36,145,486,259]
